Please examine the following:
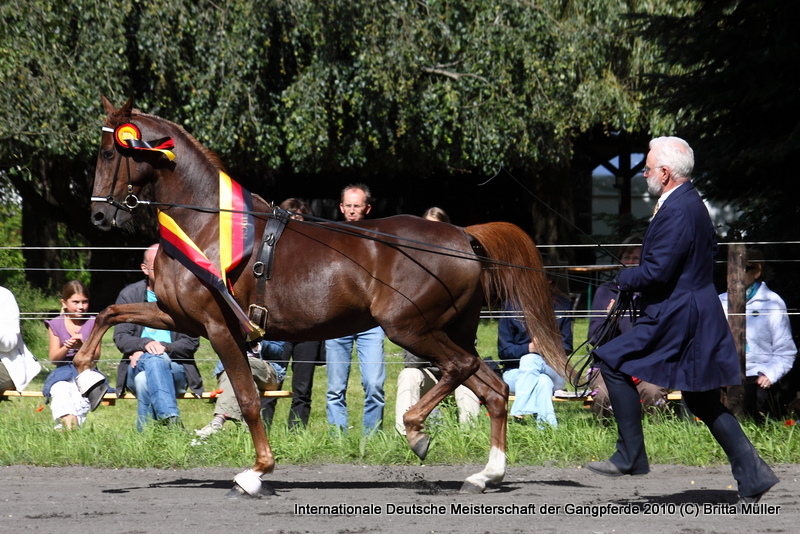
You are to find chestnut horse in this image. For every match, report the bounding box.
[73,96,567,497]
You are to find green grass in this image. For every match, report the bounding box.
[2,318,798,469]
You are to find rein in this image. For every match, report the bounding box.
[567,289,636,392]
[92,122,550,276]
[92,194,549,275]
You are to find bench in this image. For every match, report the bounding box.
[6,389,681,409]
[509,390,683,408]
[1,389,292,407]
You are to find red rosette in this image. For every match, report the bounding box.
[114,123,141,149]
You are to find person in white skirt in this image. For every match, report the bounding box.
[43,281,102,430]
[1,286,41,394]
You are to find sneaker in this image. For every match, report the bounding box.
[161,416,185,430]
[195,422,222,438]
[511,415,533,425]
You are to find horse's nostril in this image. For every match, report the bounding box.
[92,211,106,222]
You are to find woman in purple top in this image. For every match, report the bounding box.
[43,281,101,430]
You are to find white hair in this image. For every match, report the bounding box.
[649,136,694,182]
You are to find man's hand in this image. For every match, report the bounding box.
[143,340,167,355]
[129,351,144,369]
[756,373,772,389]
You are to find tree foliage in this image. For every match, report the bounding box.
[2,0,691,181]
[637,0,800,241]
[2,0,706,297]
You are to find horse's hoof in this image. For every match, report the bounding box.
[459,481,485,494]
[225,483,275,499]
[76,370,107,412]
[233,469,265,497]
[409,434,431,461]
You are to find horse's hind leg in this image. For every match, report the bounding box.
[402,371,463,461]
[460,362,509,493]
[207,328,275,498]
[401,340,480,461]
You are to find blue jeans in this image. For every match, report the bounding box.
[325,326,385,434]
[126,353,187,431]
[503,353,565,427]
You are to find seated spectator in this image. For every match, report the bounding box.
[719,249,797,423]
[114,244,203,431]
[42,281,103,430]
[587,236,668,421]
[196,340,285,438]
[498,293,573,427]
[0,286,41,394]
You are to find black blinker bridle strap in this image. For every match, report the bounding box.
[91,126,139,211]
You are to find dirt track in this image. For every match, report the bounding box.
[2,463,797,533]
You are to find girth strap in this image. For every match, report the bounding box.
[249,207,291,331]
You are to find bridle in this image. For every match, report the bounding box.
[91,123,175,212]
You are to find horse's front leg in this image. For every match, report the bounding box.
[73,301,174,372]
[208,327,275,498]
[72,302,177,408]
[459,363,509,494]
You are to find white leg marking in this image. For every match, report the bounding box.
[464,446,506,489]
[233,469,264,496]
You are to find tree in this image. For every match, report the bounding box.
[638,0,800,243]
[2,0,696,301]
[273,1,696,256]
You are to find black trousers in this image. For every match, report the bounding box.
[600,360,779,497]
[261,341,322,429]
[743,375,778,422]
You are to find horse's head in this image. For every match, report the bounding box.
[91,96,176,231]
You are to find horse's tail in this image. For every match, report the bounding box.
[466,222,571,378]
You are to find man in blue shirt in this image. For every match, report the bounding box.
[113,244,203,430]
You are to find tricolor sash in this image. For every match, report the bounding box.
[158,172,262,341]
[218,172,254,286]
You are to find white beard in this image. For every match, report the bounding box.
[647,174,663,196]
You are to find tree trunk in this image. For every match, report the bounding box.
[20,160,67,291]
[726,243,747,418]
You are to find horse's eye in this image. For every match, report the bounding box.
[101,149,115,161]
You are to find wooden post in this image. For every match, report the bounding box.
[726,243,747,418]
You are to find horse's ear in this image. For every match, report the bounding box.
[119,95,135,116]
[101,95,116,115]
[101,95,135,117]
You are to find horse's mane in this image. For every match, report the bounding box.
[107,108,227,173]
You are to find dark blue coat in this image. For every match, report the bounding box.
[498,294,574,370]
[593,182,741,391]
